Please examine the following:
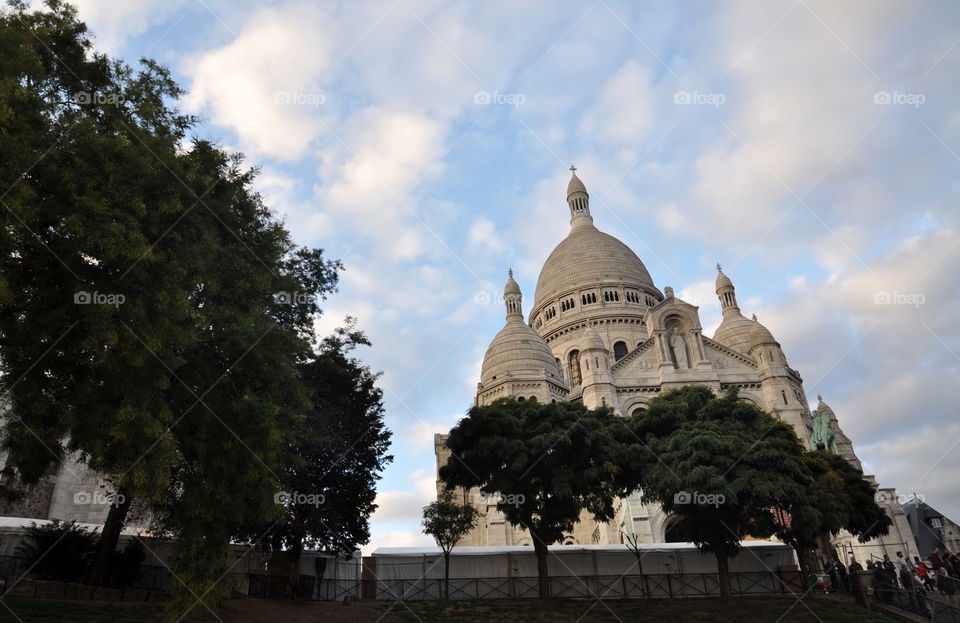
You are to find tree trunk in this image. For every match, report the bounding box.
[716,551,732,604]
[533,538,549,599]
[289,535,303,600]
[444,551,450,600]
[85,488,132,586]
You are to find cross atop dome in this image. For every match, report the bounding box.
[569,164,576,173]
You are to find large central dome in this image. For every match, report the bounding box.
[531,170,659,314]
[533,225,658,311]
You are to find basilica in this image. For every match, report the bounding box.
[435,170,915,561]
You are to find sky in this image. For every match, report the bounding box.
[57,0,960,554]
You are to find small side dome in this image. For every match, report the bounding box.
[582,326,606,351]
[713,314,754,353]
[480,323,564,386]
[749,315,778,348]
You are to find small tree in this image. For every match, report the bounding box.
[762,450,891,586]
[622,530,648,597]
[626,386,809,604]
[440,397,632,598]
[421,489,480,600]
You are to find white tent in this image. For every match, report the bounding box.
[370,541,796,600]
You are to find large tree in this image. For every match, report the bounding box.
[626,385,809,603]
[439,397,631,598]
[422,488,480,600]
[0,2,340,617]
[761,450,891,584]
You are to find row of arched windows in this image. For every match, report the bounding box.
[581,292,597,305]
[625,291,640,303]
[603,290,620,302]
[545,307,556,320]
[559,297,575,312]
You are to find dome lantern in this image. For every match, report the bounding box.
[567,165,593,229]
[715,263,739,317]
[504,268,523,321]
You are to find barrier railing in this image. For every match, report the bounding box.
[373,571,790,601]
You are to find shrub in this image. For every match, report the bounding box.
[15,520,95,582]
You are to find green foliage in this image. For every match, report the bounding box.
[627,385,809,601]
[761,450,891,553]
[15,520,96,582]
[440,397,632,596]
[422,489,480,554]
[0,2,343,617]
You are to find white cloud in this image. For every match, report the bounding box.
[579,60,654,145]
[70,0,190,51]
[184,4,333,160]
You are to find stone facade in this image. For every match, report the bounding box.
[0,445,128,527]
[435,170,917,554]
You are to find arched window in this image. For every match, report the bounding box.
[613,341,628,361]
[781,390,788,405]
[569,350,582,386]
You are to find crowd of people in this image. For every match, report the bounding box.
[843,547,960,610]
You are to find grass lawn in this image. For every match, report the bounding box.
[0,596,897,622]
[0,597,163,622]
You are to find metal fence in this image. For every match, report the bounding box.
[374,571,793,601]
[873,584,960,623]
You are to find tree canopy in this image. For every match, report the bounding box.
[0,2,389,618]
[626,385,809,603]
[761,449,891,579]
[439,397,631,597]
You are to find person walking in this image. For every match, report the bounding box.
[930,548,944,572]
[849,557,863,574]
[916,559,930,592]
[873,562,889,603]
[937,567,959,608]
[895,551,908,575]
[900,562,918,609]
[944,551,958,577]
